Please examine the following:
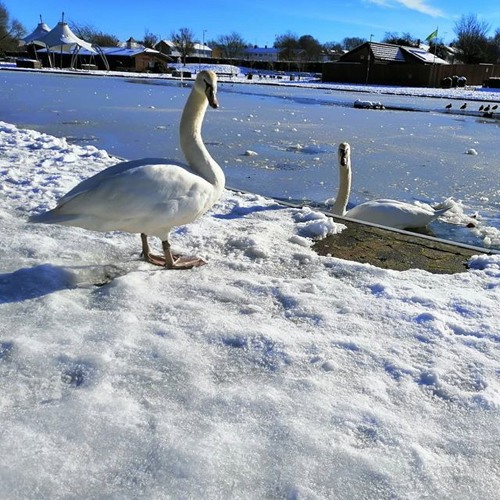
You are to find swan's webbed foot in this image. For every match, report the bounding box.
[140,233,207,269]
[170,255,207,269]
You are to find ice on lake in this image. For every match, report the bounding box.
[1,69,499,249]
[1,69,500,500]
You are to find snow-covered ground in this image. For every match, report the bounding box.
[2,64,500,252]
[1,112,500,499]
[4,60,500,101]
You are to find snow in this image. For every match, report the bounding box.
[1,102,500,498]
[5,61,500,102]
[3,65,499,254]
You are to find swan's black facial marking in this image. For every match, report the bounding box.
[204,79,219,109]
[339,144,349,167]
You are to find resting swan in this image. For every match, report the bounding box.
[328,142,453,230]
[30,70,225,269]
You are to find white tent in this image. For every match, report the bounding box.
[36,21,96,54]
[32,20,108,69]
[20,21,51,47]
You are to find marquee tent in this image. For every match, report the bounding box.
[31,19,109,70]
[36,21,96,53]
[20,19,51,47]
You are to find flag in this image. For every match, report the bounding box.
[425,28,438,42]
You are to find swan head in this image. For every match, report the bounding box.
[195,70,218,109]
[338,142,351,168]
[327,142,351,215]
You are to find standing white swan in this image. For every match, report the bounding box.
[327,142,453,230]
[30,70,225,269]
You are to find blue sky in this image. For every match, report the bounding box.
[8,0,500,46]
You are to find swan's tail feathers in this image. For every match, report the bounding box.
[432,197,455,215]
[29,209,75,225]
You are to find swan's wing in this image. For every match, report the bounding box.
[345,199,437,229]
[431,197,455,215]
[33,163,214,237]
[58,158,188,204]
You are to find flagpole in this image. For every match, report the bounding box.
[432,27,438,64]
[426,27,438,87]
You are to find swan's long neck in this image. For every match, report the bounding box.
[331,155,351,216]
[180,90,225,192]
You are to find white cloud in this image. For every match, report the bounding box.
[367,0,445,17]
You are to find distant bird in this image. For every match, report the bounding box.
[327,142,454,230]
[492,104,498,111]
[483,105,490,112]
[29,71,225,269]
[479,105,484,111]
[460,103,467,110]
[445,103,452,110]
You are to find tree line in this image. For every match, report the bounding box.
[1,2,499,66]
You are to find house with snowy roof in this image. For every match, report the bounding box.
[155,40,212,60]
[338,41,449,66]
[323,41,454,87]
[35,37,171,72]
[243,46,279,62]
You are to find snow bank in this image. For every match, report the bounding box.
[1,121,499,499]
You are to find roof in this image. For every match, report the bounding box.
[41,45,171,62]
[244,47,279,55]
[193,43,211,51]
[156,40,211,51]
[341,41,449,65]
[369,42,406,62]
[403,47,449,65]
[97,47,161,57]
[35,22,96,53]
[21,22,51,46]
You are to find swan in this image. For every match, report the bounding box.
[30,70,225,269]
[327,142,453,230]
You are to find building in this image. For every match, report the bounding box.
[243,46,279,63]
[34,43,171,72]
[97,46,171,72]
[155,40,212,60]
[338,41,449,66]
[323,41,451,87]
[323,41,500,86]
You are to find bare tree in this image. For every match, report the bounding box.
[70,22,119,46]
[171,27,195,64]
[428,39,451,61]
[342,37,366,51]
[453,13,491,63]
[0,2,25,54]
[323,41,344,61]
[382,32,419,47]
[492,28,500,63]
[211,31,247,59]
[142,29,159,49]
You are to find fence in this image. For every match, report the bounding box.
[322,62,500,87]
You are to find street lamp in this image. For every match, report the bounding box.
[199,30,207,71]
[365,34,374,84]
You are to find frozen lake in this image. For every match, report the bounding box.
[1,70,499,249]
